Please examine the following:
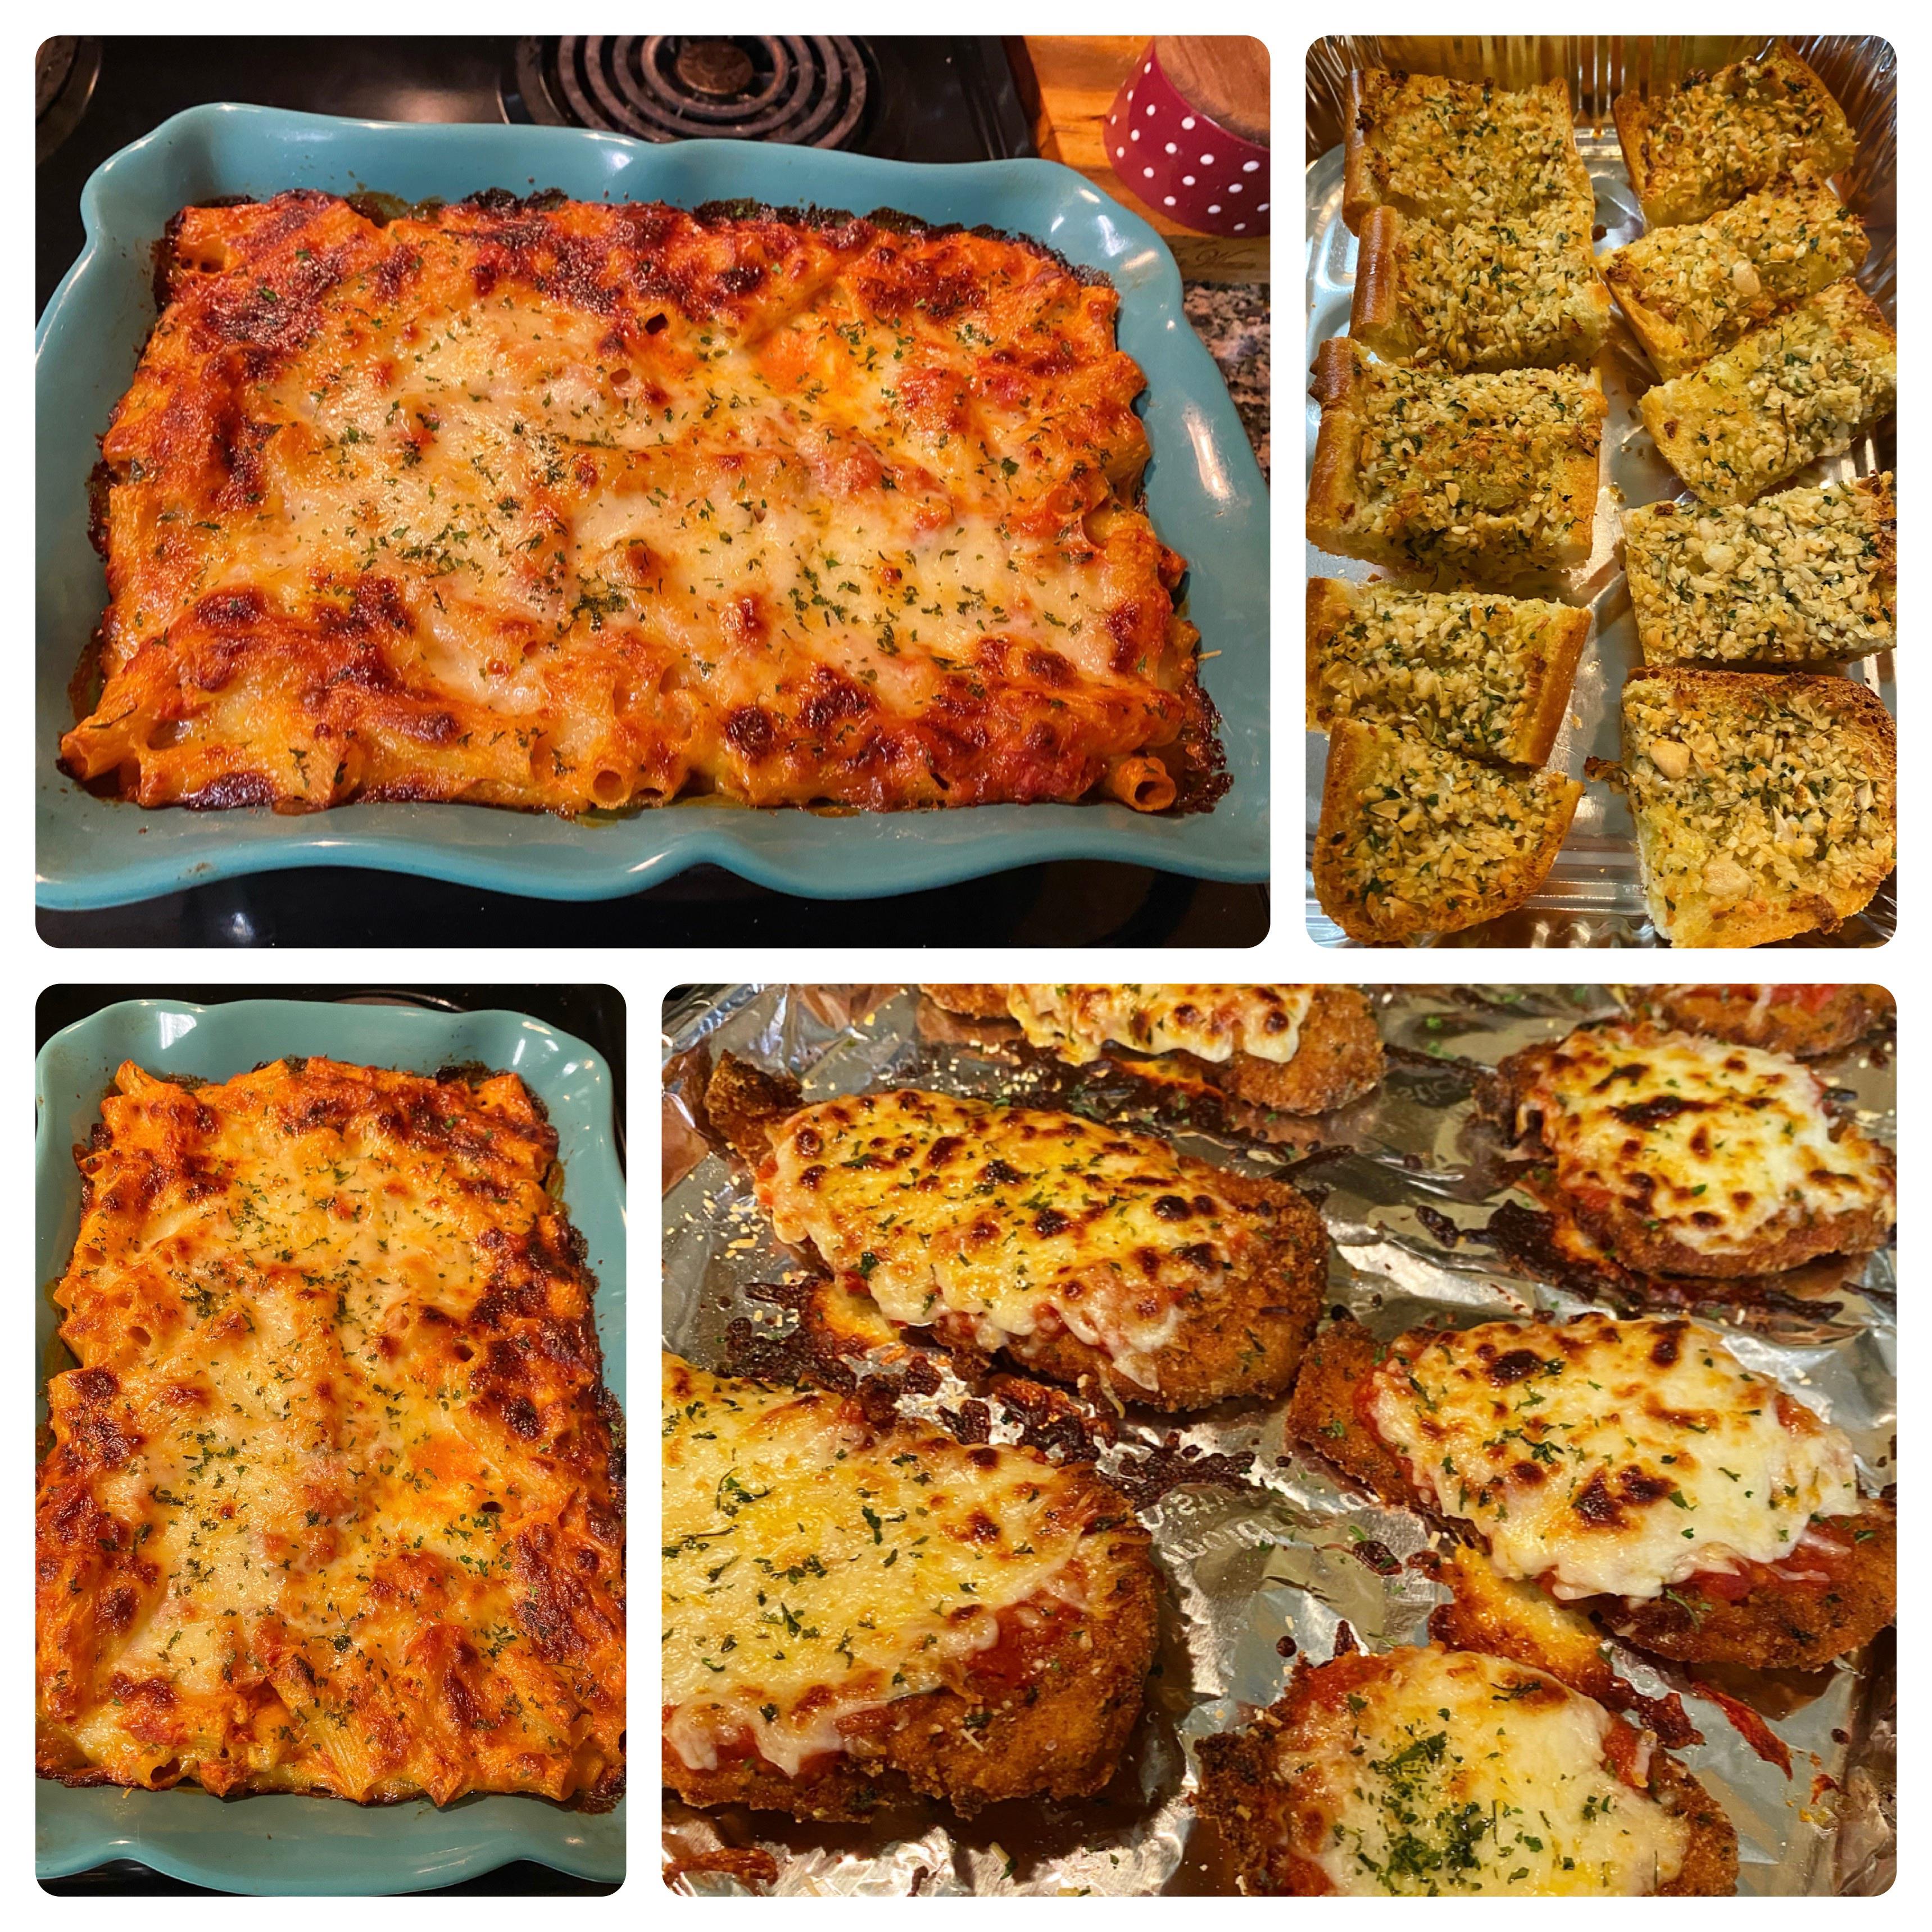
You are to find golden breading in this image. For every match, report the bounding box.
[1633,983,1893,1060]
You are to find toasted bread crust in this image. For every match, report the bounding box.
[1193,1645,1738,1895]
[1488,1027,1896,1277]
[1285,1318,1893,1671]
[1314,722,1582,944]
[663,1417,1160,1821]
[1636,983,1893,1059]
[1350,204,1405,341]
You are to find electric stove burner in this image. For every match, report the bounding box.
[36,35,100,164]
[511,35,872,148]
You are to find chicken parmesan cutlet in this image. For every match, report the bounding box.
[918,984,1385,1117]
[1285,1313,1895,1671]
[36,1055,624,1808]
[1484,1019,1894,1278]
[661,1355,1157,1820]
[1194,1640,1737,1895]
[704,1054,1327,1411]
[62,190,1222,817]
[1629,985,1892,1063]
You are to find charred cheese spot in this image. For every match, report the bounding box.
[758,1089,1267,1393]
[661,1357,1104,1778]
[1364,1313,1859,1602]
[34,1056,623,1808]
[1000,984,1315,1069]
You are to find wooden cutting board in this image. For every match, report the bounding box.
[1015,36,1271,282]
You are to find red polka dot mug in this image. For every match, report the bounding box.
[1106,40,1270,238]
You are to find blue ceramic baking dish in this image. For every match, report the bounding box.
[35,103,1269,909]
[34,997,627,1893]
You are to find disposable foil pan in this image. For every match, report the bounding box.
[1302,36,1897,947]
[659,982,1896,1895]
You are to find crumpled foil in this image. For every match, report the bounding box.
[1302,35,1898,948]
[660,983,1896,1895]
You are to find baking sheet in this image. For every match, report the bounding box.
[1302,36,1897,947]
[659,982,1896,1895]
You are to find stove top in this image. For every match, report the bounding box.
[36,37,1266,949]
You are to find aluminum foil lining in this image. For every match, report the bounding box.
[659,983,1897,1896]
[1302,35,1898,948]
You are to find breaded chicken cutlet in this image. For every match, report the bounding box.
[1284,1315,1895,1672]
[1484,1019,1894,1279]
[1629,985,1893,1062]
[662,1355,1158,1820]
[917,984,1386,1117]
[1194,1639,1738,1895]
[705,1054,1328,1412]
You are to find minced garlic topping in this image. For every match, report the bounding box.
[1606,183,1867,377]
[1640,282,1895,506]
[1626,48,1856,226]
[1346,360,1606,573]
[1622,674,1894,919]
[1623,475,1893,665]
[1356,70,1595,228]
[1310,583,1580,761]
[1380,208,1606,371]
[1318,723,1579,938]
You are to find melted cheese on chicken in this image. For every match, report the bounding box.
[1001,984,1314,1067]
[1506,1021,1894,1259]
[661,1357,1110,1777]
[1276,1645,1689,1895]
[35,1057,624,1807]
[62,192,1217,815]
[758,1089,1261,1390]
[1365,1314,1858,1601]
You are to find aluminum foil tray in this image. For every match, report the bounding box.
[659,982,1896,1895]
[1302,37,1897,947]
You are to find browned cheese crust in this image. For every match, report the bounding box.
[1284,1318,1895,1672]
[1636,984,1893,1060]
[918,984,1386,1117]
[1487,1029,1895,1278]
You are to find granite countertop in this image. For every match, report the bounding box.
[1184,281,1269,479]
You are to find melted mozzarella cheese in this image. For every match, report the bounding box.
[1367,1314,1859,1600]
[1513,1022,1893,1258]
[1285,1646,1689,1895]
[758,1089,1262,1390]
[661,1358,1091,1776]
[1001,985,1315,1068]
